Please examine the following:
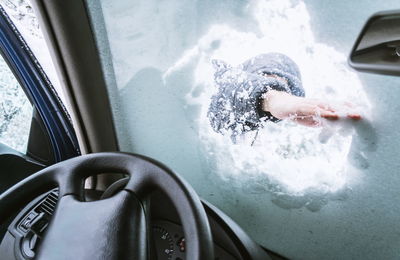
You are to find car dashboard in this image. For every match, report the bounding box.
[0,187,280,260]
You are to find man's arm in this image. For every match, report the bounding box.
[262,90,361,127]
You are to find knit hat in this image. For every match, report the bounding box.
[240,52,304,96]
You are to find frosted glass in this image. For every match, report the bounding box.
[87,1,400,259]
[0,55,33,153]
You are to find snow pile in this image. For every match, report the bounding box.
[164,0,370,207]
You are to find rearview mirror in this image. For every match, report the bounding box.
[349,10,400,76]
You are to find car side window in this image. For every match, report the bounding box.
[0,53,33,153]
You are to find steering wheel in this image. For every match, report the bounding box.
[0,152,214,259]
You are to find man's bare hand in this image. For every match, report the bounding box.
[262,90,361,127]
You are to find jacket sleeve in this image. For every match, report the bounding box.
[207,60,303,139]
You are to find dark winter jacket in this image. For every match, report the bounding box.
[208,53,305,140]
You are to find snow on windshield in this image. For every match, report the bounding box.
[93,0,377,213]
[163,0,371,211]
[90,0,400,258]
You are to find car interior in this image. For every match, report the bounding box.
[0,1,400,260]
[0,1,277,259]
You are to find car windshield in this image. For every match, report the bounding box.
[86,1,400,259]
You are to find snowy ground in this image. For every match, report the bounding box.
[0,54,32,152]
[0,0,35,152]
